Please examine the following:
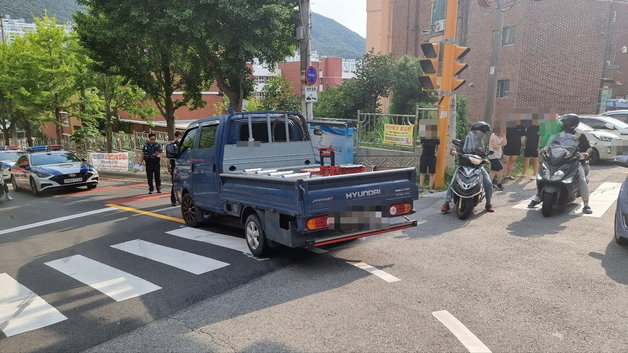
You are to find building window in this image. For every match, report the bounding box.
[497,79,510,98]
[502,26,516,45]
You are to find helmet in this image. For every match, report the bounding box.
[560,114,579,133]
[470,121,491,134]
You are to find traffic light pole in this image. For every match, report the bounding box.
[433,0,460,189]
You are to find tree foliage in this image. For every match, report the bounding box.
[389,55,436,115]
[314,51,395,119]
[261,76,301,111]
[74,0,207,140]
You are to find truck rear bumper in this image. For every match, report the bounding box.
[311,219,418,247]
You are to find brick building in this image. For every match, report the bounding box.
[367,0,628,124]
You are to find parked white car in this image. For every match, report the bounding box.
[576,120,625,164]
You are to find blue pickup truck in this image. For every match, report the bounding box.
[174,111,418,257]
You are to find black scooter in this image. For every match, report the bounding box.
[536,145,588,217]
[450,140,489,220]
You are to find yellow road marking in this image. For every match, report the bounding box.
[105,203,184,223]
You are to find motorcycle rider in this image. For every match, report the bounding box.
[441,121,495,213]
[527,114,592,214]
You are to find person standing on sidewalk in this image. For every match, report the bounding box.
[418,136,439,193]
[167,131,182,206]
[521,118,540,178]
[488,125,507,190]
[142,133,163,194]
[502,119,524,180]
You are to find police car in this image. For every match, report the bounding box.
[10,145,99,195]
[0,145,24,182]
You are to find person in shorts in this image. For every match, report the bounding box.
[502,120,524,180]
[521,118,540,178]
[419,137,439,193]
[488,125,507,190]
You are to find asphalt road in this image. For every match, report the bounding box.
[0,162,626,353]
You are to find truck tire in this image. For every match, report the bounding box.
[181,193,205,227]
[245,213,270,257]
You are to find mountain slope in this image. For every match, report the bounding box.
[0,0,83,23]
[0,1,365,59]
[311,13,365,59]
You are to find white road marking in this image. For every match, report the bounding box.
[0,207,117,236]
[432,310,492,353]
[0,273,67,337]
[349,262,400,282]
[45,255,161,302]
[166,227,256,257]
[569,182,621,217]
[111,239,229,275]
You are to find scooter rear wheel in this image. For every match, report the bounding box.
[542,193,554,217]
[456,198,474,220]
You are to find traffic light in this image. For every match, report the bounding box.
[419,43,440,91]
[449,44,470,91]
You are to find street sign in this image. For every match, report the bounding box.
[306,65,318,85]
[304,85,318,102]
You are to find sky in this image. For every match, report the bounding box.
[311,0,367,38]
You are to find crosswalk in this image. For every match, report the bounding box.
[511,182,621,217]
[0,227,250,338]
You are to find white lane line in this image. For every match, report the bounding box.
[0,273,67,337]
[0,207,117,236]
[111,239,229,275]
[166,227,264,260]
[349,262,400,282]
[569,182,621,217]
[45,255,161,302]
[432,310,491,353]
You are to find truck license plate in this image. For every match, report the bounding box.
[64,177,82,184]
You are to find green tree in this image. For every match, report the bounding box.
[314,51,395,119]
[74,0,207,140]
[261,76,301,111]
[22,16,84,144]
[183,0,300,112]
[389,55,436,115]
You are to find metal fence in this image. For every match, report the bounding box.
[355,107,438,150]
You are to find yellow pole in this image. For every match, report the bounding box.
[433,0,459,189]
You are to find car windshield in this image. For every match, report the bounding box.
[30,152,81,166]
[0,151,23,161]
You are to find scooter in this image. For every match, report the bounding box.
[450,140,489,220]
[536,133,588,217]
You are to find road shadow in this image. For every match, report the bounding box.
[505,205,576,237]
[589,240,628,285]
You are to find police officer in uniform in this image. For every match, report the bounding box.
[142,133,162,194]
[168,131,182,206]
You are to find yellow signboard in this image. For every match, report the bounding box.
[383,124,414,146]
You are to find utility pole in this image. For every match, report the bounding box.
[482,7,503,128]
[299,0,312,121]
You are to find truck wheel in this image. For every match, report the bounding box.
[245,214,270,257]
[181,193,205,227]
[541,193,554,217]
[456,198,474,220]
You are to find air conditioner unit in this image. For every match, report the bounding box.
[433,20,445,33]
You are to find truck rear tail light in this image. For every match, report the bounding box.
[306,215,332,230]
[389,203,412,216]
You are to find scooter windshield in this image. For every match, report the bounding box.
[546,132,579,166]
[462,131,488,156]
